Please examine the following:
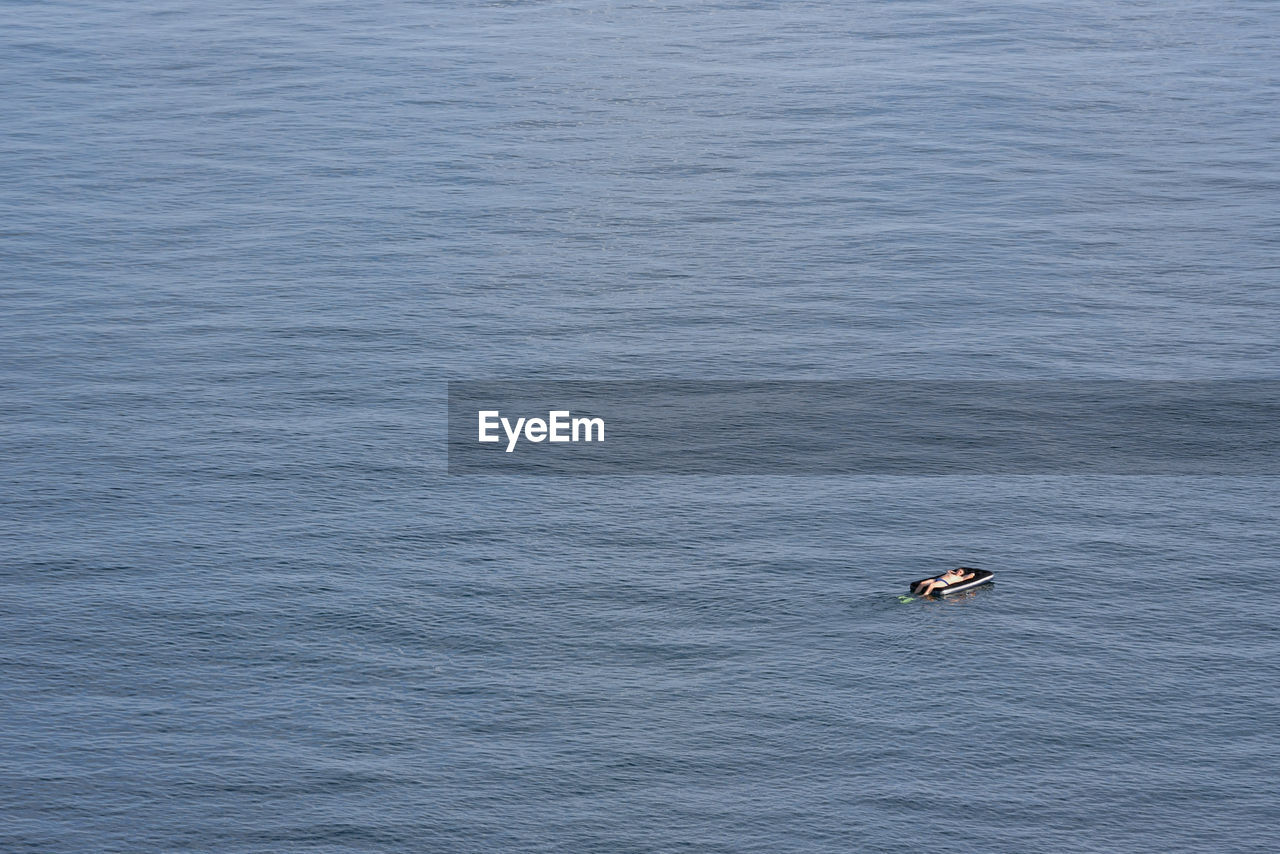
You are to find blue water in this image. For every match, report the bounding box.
[3,1,1279,851]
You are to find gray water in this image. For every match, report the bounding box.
[3,1,1279,851]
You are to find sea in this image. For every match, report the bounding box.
[3,1,1278,852]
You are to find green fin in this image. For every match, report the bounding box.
[898,595,915,603]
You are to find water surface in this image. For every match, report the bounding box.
[3,1,1278,851]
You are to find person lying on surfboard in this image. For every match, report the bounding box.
[912,567,975,597]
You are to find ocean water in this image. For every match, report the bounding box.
[3,1,1279,852]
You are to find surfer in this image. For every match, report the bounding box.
[912,567,975,597]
